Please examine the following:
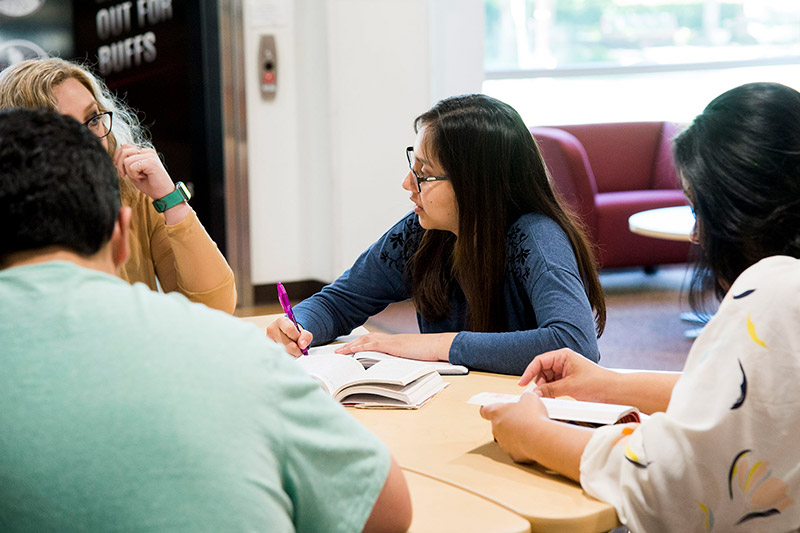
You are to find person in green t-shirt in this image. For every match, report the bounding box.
[0,107,411,532]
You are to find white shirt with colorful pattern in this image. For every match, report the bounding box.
[581,255,800,532]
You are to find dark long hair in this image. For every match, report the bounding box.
[408,94,605,335]
[674,82,800,312]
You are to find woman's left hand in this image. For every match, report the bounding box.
[334,332,457,362]
[113,144,176,201]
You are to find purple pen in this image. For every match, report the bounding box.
[277,282,309,356]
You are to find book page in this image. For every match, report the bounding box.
[334,325,371,343]
[341,372,447,408]
[308,345,468,375]
[296,354,438,399]
[295,354,366,395]
[353,351,468,375]
[305,326,371,355]
[307,325,469,375]
[306,348,431,385]
[307,345,343,356]
[539,397,640,425]
[466,393,640,425]
[347,359,434,387]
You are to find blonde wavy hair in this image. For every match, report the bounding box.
[0,57,151,203]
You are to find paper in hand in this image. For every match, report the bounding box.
[467,391,524,406]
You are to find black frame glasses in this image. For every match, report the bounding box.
[82,111,113,139]
[406,146,449,193]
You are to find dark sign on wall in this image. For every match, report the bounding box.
[72,0,226,253]
[0,1,74,70]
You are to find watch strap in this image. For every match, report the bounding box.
[152,181,191,213]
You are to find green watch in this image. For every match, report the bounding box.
[152,181,191,213]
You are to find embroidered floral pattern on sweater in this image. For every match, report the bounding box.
[506,224,532,282]
[379,216,425,271]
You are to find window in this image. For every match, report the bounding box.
[483,0,800,125]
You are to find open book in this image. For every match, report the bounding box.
[468,392,641,426]
[296,354,447,409]
[307,344,469,375]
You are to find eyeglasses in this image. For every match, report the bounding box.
[406,146,449,193]
[82,111,113,139]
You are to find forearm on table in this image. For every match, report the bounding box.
[294,302,344,346]
[432,332,458,361]
[451,327,598,375]
[295,276,408,345]
[528,418,594,483]
[294,288,390,344]
[603,371,679,415]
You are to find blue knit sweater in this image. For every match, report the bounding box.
[294,212,600,375]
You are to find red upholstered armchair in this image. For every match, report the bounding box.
[530,122,692,270]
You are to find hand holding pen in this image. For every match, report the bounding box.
[276,282,309,356]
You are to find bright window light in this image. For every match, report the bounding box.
[483,0,800,125]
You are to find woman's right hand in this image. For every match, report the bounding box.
[520,348,615,403]
[266,317,313,358]
[113,144,176,201]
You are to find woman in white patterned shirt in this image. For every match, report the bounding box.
[481,82,800,532]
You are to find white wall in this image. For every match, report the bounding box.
[244,0,484,285]
[243,0,308,283]
[429,0,485,103]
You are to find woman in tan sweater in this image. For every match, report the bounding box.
[0,58,236,313]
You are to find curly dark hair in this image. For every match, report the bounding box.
[0,107,120,264]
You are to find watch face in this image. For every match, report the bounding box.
[0,0,45,17]
[0,39,48,71]
[176,181,192,201]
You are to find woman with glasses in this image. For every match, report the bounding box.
[0,58,236,313]
[268,94,605,374]
[480,83,800,531]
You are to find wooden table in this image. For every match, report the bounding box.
[628,205,694,242]
[241,315,619,532]
[351,372,618,533]
[405,470,531,533]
